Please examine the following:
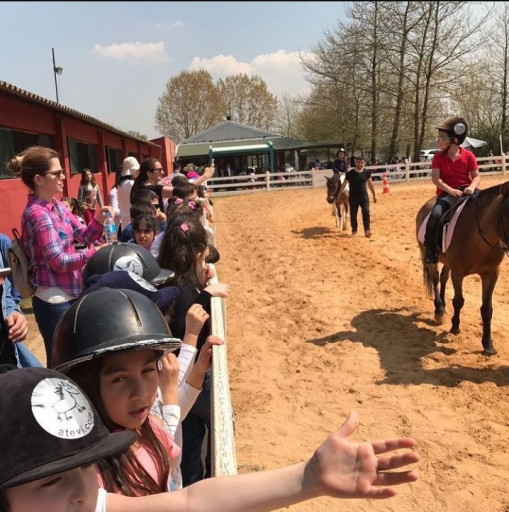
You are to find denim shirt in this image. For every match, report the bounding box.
[0,233,22,320]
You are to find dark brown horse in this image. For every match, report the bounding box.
[325,174,349,231]
[416,181,509,355]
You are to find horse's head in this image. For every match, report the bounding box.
[325,175,340,204]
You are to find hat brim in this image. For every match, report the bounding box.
[2,429,135,488]
[151,268,175,288]
[53,336,182,374]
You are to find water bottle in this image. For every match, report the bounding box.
[103,211,117,244]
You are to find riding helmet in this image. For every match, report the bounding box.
[83,242,174,288]
[51,288,182,373]
[435,116,468,144]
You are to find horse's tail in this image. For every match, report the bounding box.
[421,256,435,297]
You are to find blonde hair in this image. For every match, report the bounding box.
[6,146,60,190]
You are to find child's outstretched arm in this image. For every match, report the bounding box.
[111,410,419,512]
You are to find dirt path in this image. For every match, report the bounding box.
[25,175,509,511]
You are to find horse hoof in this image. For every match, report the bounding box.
[482,345,497,356]
[450,326,460,335]
[434,313,445,325]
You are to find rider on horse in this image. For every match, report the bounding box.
[332,148,349,176]
[423,116,481,264]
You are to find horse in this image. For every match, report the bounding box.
[325,174,349,231]
[416,181,509,356]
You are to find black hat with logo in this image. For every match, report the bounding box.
[0,365,135,488]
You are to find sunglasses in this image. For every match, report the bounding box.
[44,170,66,178]
[152,167,164,172]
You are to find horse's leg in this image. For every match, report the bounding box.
[450,271,465,335]
[479,269,500,356]
[434,264,449,324]
[340,201,347,231]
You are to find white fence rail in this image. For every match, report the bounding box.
[206,155,508,196]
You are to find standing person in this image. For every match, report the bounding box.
[7,146,111,367]
[118,156,140,235]
[338,156,377,237]
[0,233,41,367]
[157,215,228,486]
[131,158,175,212]
[423,116,480,264]
[109,167,123,231]
[77,168,104,212]
[0,366,420,512]
[332,148,349,175]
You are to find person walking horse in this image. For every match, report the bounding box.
[423,116,480,264]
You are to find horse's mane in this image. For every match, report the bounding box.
[478,182,504,202]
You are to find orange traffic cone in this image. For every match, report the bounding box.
[382,172,390,194]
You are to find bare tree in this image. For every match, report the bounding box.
[154,69,223,142]
[216,74,277,129]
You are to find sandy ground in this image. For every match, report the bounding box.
[25,175,509,512]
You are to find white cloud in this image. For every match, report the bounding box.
[154,20,184,30]
[91,41,168,63]
[189,50,314,98]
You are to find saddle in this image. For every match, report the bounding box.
[417,189,479,254]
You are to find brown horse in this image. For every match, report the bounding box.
[325,174,349,231]
[416,181,509,355]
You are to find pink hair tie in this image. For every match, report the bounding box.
[175,198,183,205]
[188,200,197,210]
[180,223,189,232]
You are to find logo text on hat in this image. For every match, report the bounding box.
[31,378,94,439]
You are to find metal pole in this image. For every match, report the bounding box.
[52,48,59,104]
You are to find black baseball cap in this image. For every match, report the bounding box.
[0,366,135,488]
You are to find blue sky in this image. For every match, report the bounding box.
[1,1,348,140]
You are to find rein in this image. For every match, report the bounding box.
[474,194,509,254]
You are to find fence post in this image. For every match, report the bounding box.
[503,153,507,176]
[266,171,271,190]
[405,159,410,182]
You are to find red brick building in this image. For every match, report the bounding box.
[0,80,176,234]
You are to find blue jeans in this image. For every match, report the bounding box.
[32,296,73,368]
[15,342,43,368]
[181,370,211,486]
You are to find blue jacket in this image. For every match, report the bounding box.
[0,233,22,320]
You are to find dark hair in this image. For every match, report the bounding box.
[68,358,171,496]
[131,189,159,206]
[131,158,160,199]
[133,215,157,234]
[80,168,97,187]
[165,196,203,221]
[129,202,155,221]
[158,214,208,288]
[6,145,60,190]
[170,175,188,187]
[172,181,197,200]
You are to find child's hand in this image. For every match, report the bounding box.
[303,410,419,500]
[186,336,224,389]
[158,353,179,405]
[198,263,216,286]
[185,304,210,338]
[204,282,229,298]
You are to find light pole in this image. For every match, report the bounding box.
[52,48,63,104]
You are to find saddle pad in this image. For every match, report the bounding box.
[417,200,469,253]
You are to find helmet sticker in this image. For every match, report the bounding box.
[127,271,157,292]
[31,378,94,439]
[113,256,144,276]
[453,122,466,135]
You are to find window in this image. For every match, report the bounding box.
[0,128,54,179]
[68,137,97,175]
[106,146,122,174]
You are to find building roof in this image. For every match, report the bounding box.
[182,120,280,143]
[177,120,338,158]
[0,80,159,146]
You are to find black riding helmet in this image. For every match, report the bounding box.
[83,242,174,288]
[51,288,182,373]
[435,116,468,145]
